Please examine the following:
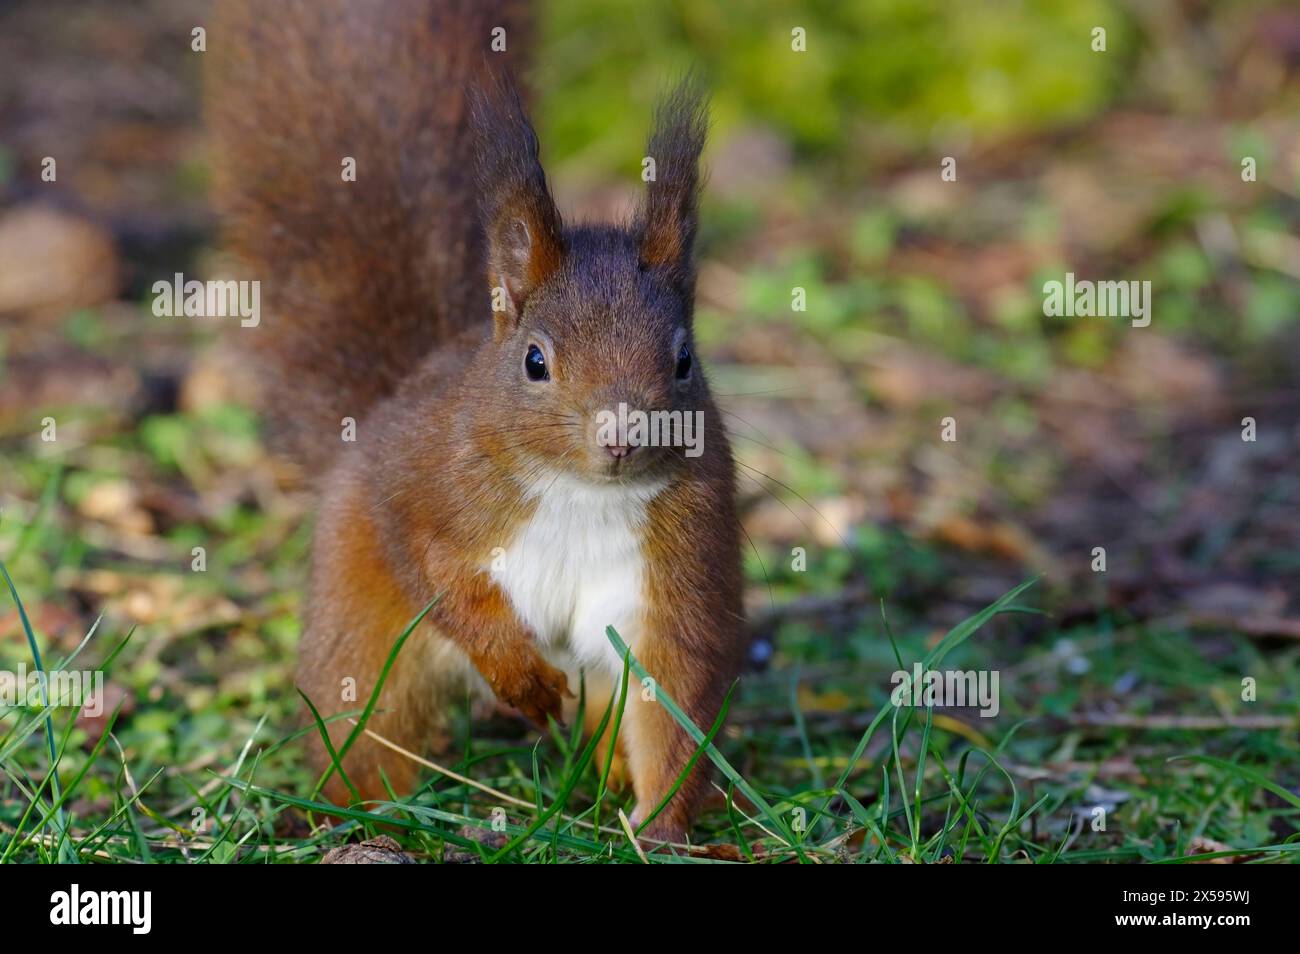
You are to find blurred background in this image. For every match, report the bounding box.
[1,0,1298,860]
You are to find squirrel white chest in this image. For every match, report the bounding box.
[489,472,664,674]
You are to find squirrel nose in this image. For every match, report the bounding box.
[606,443,636,459]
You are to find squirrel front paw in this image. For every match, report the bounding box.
[480,646,572,728]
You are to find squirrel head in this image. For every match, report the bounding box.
[468,77,712,485]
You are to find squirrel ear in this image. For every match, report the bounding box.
[637,79,708,299]
[471,75,565,339]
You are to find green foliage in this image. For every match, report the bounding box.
[537,0,1132,168]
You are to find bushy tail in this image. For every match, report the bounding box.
[206,0,532,470]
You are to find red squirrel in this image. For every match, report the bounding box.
[207,0,746,841]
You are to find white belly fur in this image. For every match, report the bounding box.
[489,470,664,676]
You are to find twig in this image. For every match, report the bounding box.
[1072,713,1295,730]
[618,809,649,863]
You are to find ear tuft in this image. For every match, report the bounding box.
[637,78,709,296]
[471,73,565,337]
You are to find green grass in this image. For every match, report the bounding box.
[2,503,1296,863]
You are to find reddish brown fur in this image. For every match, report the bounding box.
[210,0,746,843]
[207,0,533,471]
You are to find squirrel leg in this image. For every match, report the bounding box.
[298,475,477,808]
[571,672,630,791]
[621,635,728,845]
[297,538,461,807]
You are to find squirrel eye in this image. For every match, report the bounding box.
[524,344,549,381]
[675,343,692,380]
